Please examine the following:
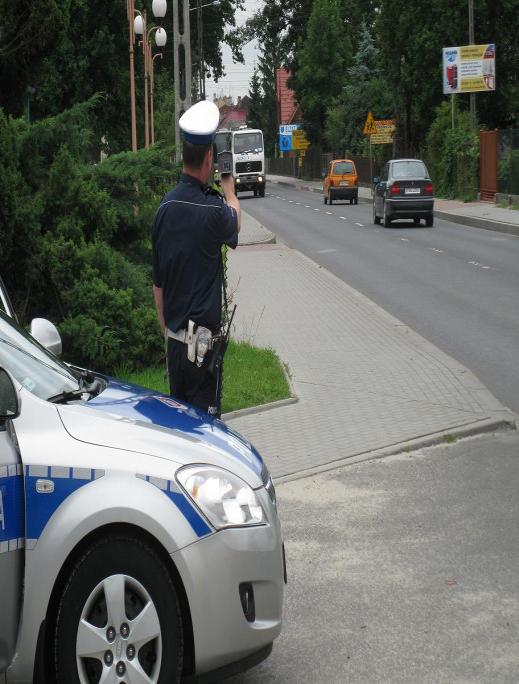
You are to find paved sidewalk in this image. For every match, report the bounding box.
[268,173,519,236]
[238,211,275,245]
[226,225,515,480]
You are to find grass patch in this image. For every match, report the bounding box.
[116,340,290,415]
[444,434,457,444]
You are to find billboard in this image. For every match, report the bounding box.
[443,44,495,94]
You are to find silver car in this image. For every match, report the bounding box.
[0,281,284,683]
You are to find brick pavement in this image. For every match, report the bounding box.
[225,235,514,479]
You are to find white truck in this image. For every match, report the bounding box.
[214,127,266,197]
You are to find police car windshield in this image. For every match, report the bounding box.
[233,132,263,154]
[0,311,79,401]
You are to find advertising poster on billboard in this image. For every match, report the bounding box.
[443,44,496,94]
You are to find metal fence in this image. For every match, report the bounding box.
[498,129,519,195]
[266,150,384,185]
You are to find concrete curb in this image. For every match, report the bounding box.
[239,210,277,246]
[434,210,519,237]
[221,395,298,422]
[274,414,517,485]
[269,177,519,235]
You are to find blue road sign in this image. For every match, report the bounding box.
[279,135,292,152]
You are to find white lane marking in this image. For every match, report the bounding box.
[281,198,287,201]
[288,200,294,203]
[355,222,364,227]
[315,249,337,254]
[339,216,347,220]
[429,247,444,253]
[295,202,301,205]
[314,208,320,211]
[400,238,409,242]
[492,237,508,241]
[468,260,491,270]
[326,211,333,215]
[305,205,311,208]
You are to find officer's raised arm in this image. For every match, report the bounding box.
[220,174,241,234]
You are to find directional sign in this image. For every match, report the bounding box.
[371,119,396,144]
[292,129,310,150]
[363,111,377,135]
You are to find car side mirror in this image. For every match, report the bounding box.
[373,176,380,185]
[0,368,20,420]
[30,318,62,356]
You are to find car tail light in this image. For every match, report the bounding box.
[424,182,433,195]
[390,183,400,195]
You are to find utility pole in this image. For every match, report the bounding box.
[468,0,476,129]
[173,0,192,161]
[197,0,205,100]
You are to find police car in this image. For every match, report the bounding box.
[0,276,284,683]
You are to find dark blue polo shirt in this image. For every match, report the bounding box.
[152,173,238,334]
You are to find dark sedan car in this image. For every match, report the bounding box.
[373,159,434,227]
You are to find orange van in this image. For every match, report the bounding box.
[323,159,358,205]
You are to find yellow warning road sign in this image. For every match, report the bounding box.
[363,111,377,135]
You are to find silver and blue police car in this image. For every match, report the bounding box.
[0,279,284,683]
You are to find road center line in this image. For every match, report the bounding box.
[326,212,333,215]
[429,247,444,253]
[355,223,364,227]
[314,249,337,254]
[400,238,409,241]
[314,208,320,212]
[339,217,347,220]
[305,205,311,208]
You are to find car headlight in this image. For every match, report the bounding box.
[176,466,267,529]
[258,176,263,182]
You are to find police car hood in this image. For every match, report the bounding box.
[57,378,265,488]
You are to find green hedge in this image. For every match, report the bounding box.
[0,99,180,372]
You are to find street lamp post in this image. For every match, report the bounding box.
[150,52,164,145]
[126,0,138,151]
[134,3,167,148]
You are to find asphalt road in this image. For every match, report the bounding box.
[229,430,519,683]
[239,185,519,414]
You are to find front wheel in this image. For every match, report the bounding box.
[54,535,183,684]
[328,192,333,205]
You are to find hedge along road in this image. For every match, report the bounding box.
[238,184,519,415]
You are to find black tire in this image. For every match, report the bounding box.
[328,192,333,205]
[373,202,381,225]
[349,198,353,205]
[259,186,265,197]
[355,197,358,205]
[54,535,183,684]
[254,189,258,197]
[426,213,434,227]
[383,203,392,227]
[324,195,327,204]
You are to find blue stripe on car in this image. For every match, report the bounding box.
[0,468,24,553]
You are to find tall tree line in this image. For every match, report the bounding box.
[0,0,246,154]
[243,0,518,157]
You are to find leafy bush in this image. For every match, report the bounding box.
[0,99,180,372]
[425,101,479,200]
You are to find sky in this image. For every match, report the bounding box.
[205,0,263,102]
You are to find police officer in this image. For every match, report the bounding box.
[152,100,240,416]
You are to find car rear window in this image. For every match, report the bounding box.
[392,161,428,179]
[333,161,354,175]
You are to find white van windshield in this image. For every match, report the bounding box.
[234,132,263,154]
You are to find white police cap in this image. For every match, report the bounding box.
[179,100,220,145]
